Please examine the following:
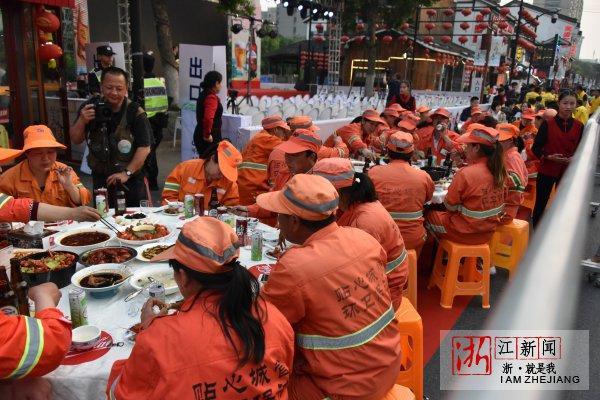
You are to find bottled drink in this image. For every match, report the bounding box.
[251,231,263,261]
[148,282,166,303]
[184,194,195,219]
[236,218,248,246]
[114,190,127,216]
[69,288,88,328]
[443,152,453,177]
[95,195,107,217]
[9,258,29,316]
[194,194,205,216]
[0,267,18,316]
[208,188,220,218]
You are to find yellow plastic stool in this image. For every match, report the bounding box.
[379,384,415,400]
[489,219,529,279]
[402,249,418,308]
[395,297,423,400]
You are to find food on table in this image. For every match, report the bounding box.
[124,213,147,220]
[129,322,143,334]
[134,271,175,289]
[266,247,284,260]
[142,244,173,260]
[13,250,43,260]
[79,272,124,288]
[163,207,180,215]
[61,232,110,246]
[117,224,169,241]
[20,252,77,273]
[82,247,134,265]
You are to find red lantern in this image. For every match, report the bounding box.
[519,10,531,20]
[476,14,485,22]
[355,35,364,44]
[38,30,53,44]
[36,10,60,33]
[356,22,365,32]
[382,35,393,44]
[441,35,451,44]
[340,35,349,43]
[480,7,491,16]
[460,22,470,31]
[424,35,434,44]
[500,7,511,17]
[38,42,63,62]
[313,35,324,43]
[531,19,540,27]
[461,8,472,17]
[444,9,455,17]
[315,23,324,33]
[497,21,509,30]
[458,35,468,44]
[401,22,410,31]
[476,22,488,31]
[426,9,437,18]
[521,25,537,39]
[399,35,409,42]
[442,22,453,30]
[425,22,435,31]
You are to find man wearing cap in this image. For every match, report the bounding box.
[497,123,528,224]
[257,174,401,400]
[232,129,321,224]
[71,67,152,207]
[415,107,460,164]
[460,96,480,122]
[238,115,291,205]
[460,106,484,133]
[326,109,387,160]
[381,107,400,128]
[0,125,91,207]
[162,141,241,207]
[288,115,348,159]
[88,45,115,95]
[512,108,536,133]
[415,105,432,128]
[369,131,434,253]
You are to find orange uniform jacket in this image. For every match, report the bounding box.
[369,160,434,250]
[0,195,33,223]
[0,308,71,379]
[107,295,294,400]
[162,159,239,207]
[426,159,505,245]
[325,123,370,157]
[238,130,283,205]
[317,140,349,160]
[267,148,287,189]
[502,147,528,223]
[0,160,91,207]
[337,201,409,310]
[415,126,460,164]
[262,223,401,400]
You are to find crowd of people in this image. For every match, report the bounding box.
[0,68,597,399]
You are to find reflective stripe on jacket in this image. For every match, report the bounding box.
[143,78,168,118]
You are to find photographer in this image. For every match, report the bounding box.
[70,67,152,207]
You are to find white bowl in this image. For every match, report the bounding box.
[71,264,129,298]
[116,224,174,247]
[71,325,101,351]
[129,265,179,295]
[54,228,116,254]
[135,242,175,262]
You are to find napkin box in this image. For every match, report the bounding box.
[7,228,58,250]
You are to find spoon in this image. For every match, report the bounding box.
[123,276,155,302]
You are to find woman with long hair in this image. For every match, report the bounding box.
[312,157,408,309]
[106,217,294,399]
[425,124,506,245]
[531,89,584,227]
[497,123,528,224]
[194,70,223,155]
[396,80,416,112]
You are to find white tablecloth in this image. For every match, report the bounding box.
[4,210,278,400]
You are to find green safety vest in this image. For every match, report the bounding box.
[143,77,168,117]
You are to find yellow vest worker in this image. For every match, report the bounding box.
[143,77,168,118]
[573,105,589,125]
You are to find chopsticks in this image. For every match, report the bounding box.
[98,217,121,235]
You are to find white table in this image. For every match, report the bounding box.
[5,209,278,400]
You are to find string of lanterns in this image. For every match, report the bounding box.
[35,6,63,69]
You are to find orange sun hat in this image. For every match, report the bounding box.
[262,115,290,131]
[288,115,320,132]
[397,119,417,132]
[459,124,499,146]
[153,217,239,273]
[521,108,536,120]
[22,125,66,152]
[0,148,22,164]
[312,158,355,189]
[276,128,322,154]
[416,105,431,114]
[389,103,406,113]
[217,140,242,182]
[382,108,400,118]
[362,109,387,125]
[497,123,520,141]
[256,174,339,221]
[431,107,451,119]
[386,131,415,154]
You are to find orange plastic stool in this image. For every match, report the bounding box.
[427,239,491,309]
[402,250,418,308]
[395,297,423,400]
[379,384,415,400]
[489,219,529,279]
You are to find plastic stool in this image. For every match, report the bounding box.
[395,297,423,400]
[403,250,418,308]
[489,219,529,279]
[379,384,415,400]
[427,239,491,309]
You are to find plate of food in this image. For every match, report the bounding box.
[116,223,172,246]
[18,250,79,289]
[79,246,138,268]
[161,202,183,216]
[265,247,284,261]
[135,242,175,262]
[129,265,179,295]
[71,264,130,298]
[114,212,156,226]
[54,228,116,254]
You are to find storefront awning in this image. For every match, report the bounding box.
[20,0,75,8]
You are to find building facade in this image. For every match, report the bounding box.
[532,0,583,22]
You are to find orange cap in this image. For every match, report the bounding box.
[416,105,431,113]
[312,158,355,189]
[217,141,242,182]
[362,109,387,125]
[276,128,322,154]
[387,131,414,154]
[431,107,451,119]
[262,115,290,131]
[497,123,520,141]
[153,217,239,273]
[521,108,536,120]
[402,112,420,123]
[471,107,483,116]
[389,103,406,113]
[382,108,400,118]
[459,124,499,146]
[22,125,66,152]
[0,148,22,164]
[256,174,339,221]
[397,119,417,131]
[288,115,320,132]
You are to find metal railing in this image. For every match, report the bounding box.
[448,109,600,399]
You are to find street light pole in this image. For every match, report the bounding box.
[509,0,525,79]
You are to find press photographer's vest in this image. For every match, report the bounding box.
[87,99,140,175]
[143,77,168,118]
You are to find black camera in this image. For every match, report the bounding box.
[94,101,112,124]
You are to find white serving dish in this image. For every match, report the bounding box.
[71,263,129,298]
[129,265,179,295]
[135,242,175,262]
[54,227,116,254]
[116,224,174,247]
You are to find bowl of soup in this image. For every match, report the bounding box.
[55,228,116,254]
[71,264,129,298]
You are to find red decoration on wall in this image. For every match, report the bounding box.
[315,23,324,33]
[399,35,409,42]
[521,25,537,39]
[458,35,468,44]
[480,7,491,16]
[442,22,453,30]
[443,9,455,17]
[382,35,393,44]
[356,22,365,32]
[497,21,509,30]
[426,9,437,18]
[500,7,511,17]
[313,35,325,43]
[441,35,452,44]
[38,42,63,62]
[424,35,434,44]
[35,9,60,33]
[460,22,470,31]
[425,22,436,31]
[461,8,472,17]
[476,14,485,22]
[340,35,349,43]
[401,22,410,31]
